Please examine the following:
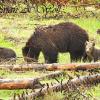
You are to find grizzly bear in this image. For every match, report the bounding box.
[0,47,16,62]
[22,22,89,63]
[85,41,100,62]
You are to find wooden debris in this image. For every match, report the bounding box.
[44,62,100,71]
[0,62,100,71]
[0,64,47,71]
[0,71,64,90]
[11,74,100,100]
[0,78,42,90]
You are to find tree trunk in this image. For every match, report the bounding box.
[11,74,100,100]
[0,62,100,71]
[0,78,41,90]
[0,71,64,90]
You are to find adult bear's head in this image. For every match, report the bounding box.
[22,30,42,63]
[22,46,40,63]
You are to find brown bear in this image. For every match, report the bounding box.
[85,41,100,62]
[0,47,16,63]
[22,22,89,63]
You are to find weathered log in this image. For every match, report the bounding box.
[0,71,64,90]
[11,74,100,100]
[44,62,100,71]
[75,62,100,71]
[9,62,100,71]
[0,64,47,71]
[0,78,42,90]
[0,62,100,71]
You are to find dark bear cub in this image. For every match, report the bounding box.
[22,22,89,63]
[0,47,16,63]
[85,41,100,62]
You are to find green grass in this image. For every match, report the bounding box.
[0,13,100,99]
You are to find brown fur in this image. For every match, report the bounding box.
[85,41,100,62]
[0,47,16,62]
[22,22,89,63]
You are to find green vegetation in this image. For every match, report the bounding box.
[0,13,100,99]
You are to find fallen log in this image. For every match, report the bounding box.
[11,74,100,100]
[44,62,100,71]
[0,78,42,90]
[0,71,64,90]
[10,63,100,71]
[0,64,47,71]
[0,62,100,71]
